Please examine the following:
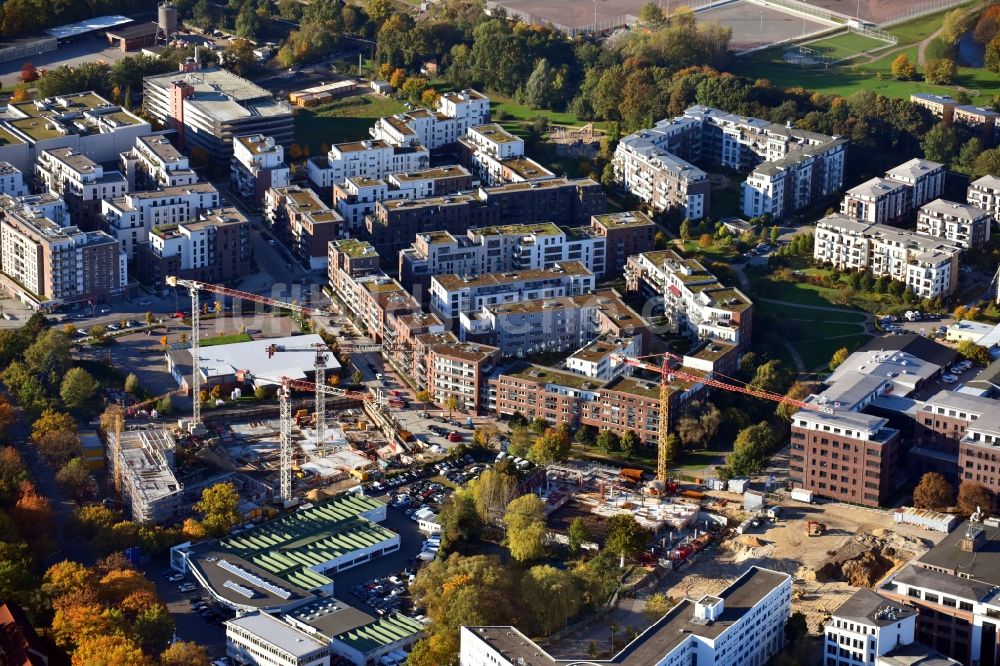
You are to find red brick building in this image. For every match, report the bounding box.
[590,211,656,276]
[913,391,997,486]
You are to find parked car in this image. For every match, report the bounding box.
[447,432,462,442]
[942,374,958,384]
[168,573,184,582]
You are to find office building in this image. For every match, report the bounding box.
[461,567,791,666]
[878,517,1000,665]
[231,134,290,204]
[814,215,961,299]
[913,390,998,485]
[107,429,183,523]
[590,211,656,277]
[616,106,846,220]
[0,91,150,170]
[35,146,129,229]
[264,186,347,271]
[0,208,125,308]
[0,162,26,197]
[307,139,429,190]
[625,249,753,359]
[967,174,1000,220]
[917,198,992,250]
[429,261,595,322]
[100,182,221,259]
[135,206,251,286]
[370,89,489,150]
[367,177,606,259]
[226,612,330,666]
[143,67,293,163]
[841,159,945,225]
[124,134,198,189]
[910,93,957,122]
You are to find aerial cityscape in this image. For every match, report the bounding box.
[0,0,998,664]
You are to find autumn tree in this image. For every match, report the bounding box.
[124,373,141,395]
[160,641,211,666]
[19,62,37,83]
[925,58,957,85]
[56,457,92,501]
[643,592,674,618]
[42,560,92,601]
[0,447,28,504]
[52,601,119,650]
[958,481,993,517]
[194,482,241,536]
[891,53,917,80]
[698,233,712,249]
[181,517,208,541]
[530,427,571,463]
[71,634,150,666]
[941,7,973,44]
[31,409,80,466]
[472,468,518,525]
[913,472,952,510]
[520,565,580,634]
[504,493,547,562]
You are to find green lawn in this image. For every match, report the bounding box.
[804,31,891,62]
[798,333,871,370]
[757,300,867,323]
[293,94,408,153]
[489,94,594,128]
[201,332,253,347]
[675,450,725,471]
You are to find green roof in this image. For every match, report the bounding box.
[215,494,390,590]
[334,238,378,259]
[504,363,602,391]
[335,614,425,651]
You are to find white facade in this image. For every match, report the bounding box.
[0,162,26,197]
[824,591,916,666]
[566,336,641,381]
[917,198,992,249]
[231,133,291,201]
[841,159,945,225]
[126,134,197,188]
[226,612,330,666]
[36,147,129,202]
[307,140,428,189]
[370,89,489,150]
[101,183,220,259]
[968,174,1000,219]
[814,215,961,299]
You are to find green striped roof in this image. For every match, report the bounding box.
[216,494,389,591]
[334,614,425,652]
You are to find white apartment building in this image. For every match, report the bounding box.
[370,89,489,150]
[100,182,221,259]
[124,134,197,188]
[107,429,183,524]
[460,566,791,666]
[841,159,944,224]
[0,193,66,226]
[742,138,847,219]
[917,198,992,249]
[429,262,596,321]
[306,139,429,190]
[0,162,26,197]
[231,134,290,203]
[967,174,1000,220]
[464,123,524,159]
[814,214,962,299]
[625,249,753,352]
[226,612,330,666]
[824,589,919,666]
[459,123,553,186]
[566,336,641,381]
[36,146,129,227]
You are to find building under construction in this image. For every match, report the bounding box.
[108,428,184,523]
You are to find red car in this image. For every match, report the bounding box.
[170,311,188,319]
[447,432,462,442]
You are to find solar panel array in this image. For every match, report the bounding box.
[224,580,255,599]
[218,559,292,600]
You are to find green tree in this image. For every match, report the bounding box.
[638,1,665,25]
[679,218,691,241]
[913,472,953,510]
[941,8,973,44]
[193,482,241,536]
[524,58,556,109]
[957,340,993,366]
[596,430,621,452]
[973,147,1000,178]
[472,468,519,525]
[921,123,959,165]
[504,493,547,562]
[89,324,107,342]
[644,592,674,618]
[662,433,681,468]
[60,367,98,409]
[366,0,394,22]
[160,641,212,666]
[770,225,779,244]
[620,430,640,456]
[445,394,460,418]
[520,565,580,634]
[987,35,1000,73]
[925,58,957,85]
[56,457,91,501]
[725,422,776,476]
[567,516,590,553]
[574,424,597,445]
[785,610,808,645]
[133,603,174,653]
[438,487,482,550]
[829,346,849,371]
[604,513,649,567]
[124,373,141,395]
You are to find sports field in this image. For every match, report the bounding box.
[698,0,829,51]
[801,30,891,62]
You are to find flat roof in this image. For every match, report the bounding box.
[46,15,131,39]
[916,520,1000,586]
[225,612,328,657]
[470,123,521,143]
[334,613,424,652]
[332,238,378,259]
[433,262,592,292]
[592,210,654,229]
[503,363,604,392]
[878,642,961,666]
[284,597,375,638]
[831,588,916,626]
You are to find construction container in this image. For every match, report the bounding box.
[727,477,749,493]
[790,488,814,504]
[705,478,726,491]
[743,490,764,511]
[893,507,956,533]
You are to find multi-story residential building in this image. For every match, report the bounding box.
[135,207,251,287]
[957,410,1000,505]
[461,566,791,666]
[124,134,198,189]
[332,165,473,231]
[367,177,606,259]
[429,262,595,322]
[841,159,945,225]
[0,162,26,197]
[789,406,902,507]
[36,146,129,229]
[0,193,67,226]
[967,174,1000,220]
[566,336,642,382]
[100,182,221,260]
[913,390,997,486]
[590,211,656,276]
[107,429,183,524]
[458,123,553,186]
[143,67,293,163]
[917,198,992,249]
[823,588,960,666]
[231,134,290,204]
[910,93,957,121]
[616,106,846,220]
[370,89,489,150]
[814,215,962,299]
[625,249,753,363]
[954,104,999,140]
[307,139,429,190]
[0,91,151,170]
[878,517,1000,665]
[428,340,499,413]
[0,209,125,308]
[264,186,347,271]
[459,290,648,359]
